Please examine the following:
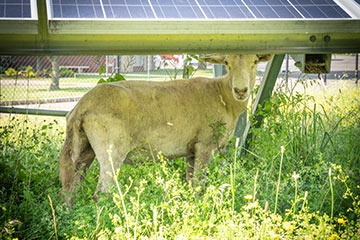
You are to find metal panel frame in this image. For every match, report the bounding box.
[1,8,360,55]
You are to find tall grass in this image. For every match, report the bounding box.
[0,79,359,239]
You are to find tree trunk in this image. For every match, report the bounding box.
[48,56,60,90]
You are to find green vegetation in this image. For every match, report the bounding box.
[0,80,359,239]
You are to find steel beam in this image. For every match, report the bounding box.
[1,20,360,55]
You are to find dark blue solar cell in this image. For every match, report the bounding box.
[247,0,268,5]
[203,0,221,5]
[94,6,104,18]
[355,0,360,4]
[162,6,181,18]
[143,6,155,18]
[77,0,90,4]
[23,4,31,18]
[103,6,114,18]
[201,6,214,18]
[226,7,246,18]
[126,0,143,4]
[53,4,61,17]
[257,6,279,18]
[334,6,350,18]
[78,6,96,18]
[209,6,230,18]
[62,5,79,18]
[272,6,300,18]
[321,6,345,18]
[302,6,327,18]
[152,0,169,5]
[153,6,164,18]
[192,6,205,18]
[173,0,191,6]
[6,5,21,17]
[248,6,262,18]
[266,0,290,5]
[110,0,126,4]
[0,6,4,17]
[220,0,238,5]
[240,6,255,18]
[177,6,198,18]
[52,0,60,4]
[128,6,147,18]
[62,0,76,4]
[111,6,130,18]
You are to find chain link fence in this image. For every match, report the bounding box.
[0,54,358,113]
[0,55,213,112]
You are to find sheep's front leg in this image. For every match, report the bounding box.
[192,143,212,186]
[186,156,195,183]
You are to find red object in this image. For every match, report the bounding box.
[159,55,179,62]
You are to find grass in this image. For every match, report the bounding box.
[0,78,359,239]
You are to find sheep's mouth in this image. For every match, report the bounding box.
[233,88,249,102]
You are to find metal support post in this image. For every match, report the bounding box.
[238,54,285,150]
[0,106,68,117]
[356,53,359,84]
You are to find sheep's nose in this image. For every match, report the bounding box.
[234,87,248,95]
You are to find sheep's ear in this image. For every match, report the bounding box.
[257,54,273,62]
[199,55,226,64]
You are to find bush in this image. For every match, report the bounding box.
[4,68,17,76]
[59,68,75,77]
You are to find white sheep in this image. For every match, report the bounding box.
[60,54,273,205]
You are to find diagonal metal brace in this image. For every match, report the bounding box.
[237,54,285,150]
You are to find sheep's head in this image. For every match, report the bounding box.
[200,54,273,102]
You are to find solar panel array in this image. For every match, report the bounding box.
[0,0,353,19]
[50,0,352,19]
[0,0,32,18]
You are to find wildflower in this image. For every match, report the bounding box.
[13,238,19,240]
[269,231,280,239]
[292,171,300,180]
[244,195,253,200]
[283,221,294,231]
[337,218,346,225]
[281,146,285,154]
[327,233,339,240]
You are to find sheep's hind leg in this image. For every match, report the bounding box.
[92,143,130,201]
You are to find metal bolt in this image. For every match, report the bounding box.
[310,35,316,42]
[324,35,331,43]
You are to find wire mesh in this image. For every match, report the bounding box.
[0,54,358,113]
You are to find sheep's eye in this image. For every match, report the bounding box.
[224,61,229,65]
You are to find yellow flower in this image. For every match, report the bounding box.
[12,238,19,240]
[337,218,346,225]
[244,195,253,200]
[327,233,339,240]
[283,221,294,231]
[270,231,280,239]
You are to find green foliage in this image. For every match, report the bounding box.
[97,73,126,84]
[59,68,75,78]
[5,68,17,77]
[0,82,359,239]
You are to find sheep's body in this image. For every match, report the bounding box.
[60,54,272,205]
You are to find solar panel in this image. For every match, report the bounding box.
[0,0,32,19]
[49,0,352,19]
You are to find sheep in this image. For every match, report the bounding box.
[59,54,273,205]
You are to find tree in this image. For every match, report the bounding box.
[48,56,60,90]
